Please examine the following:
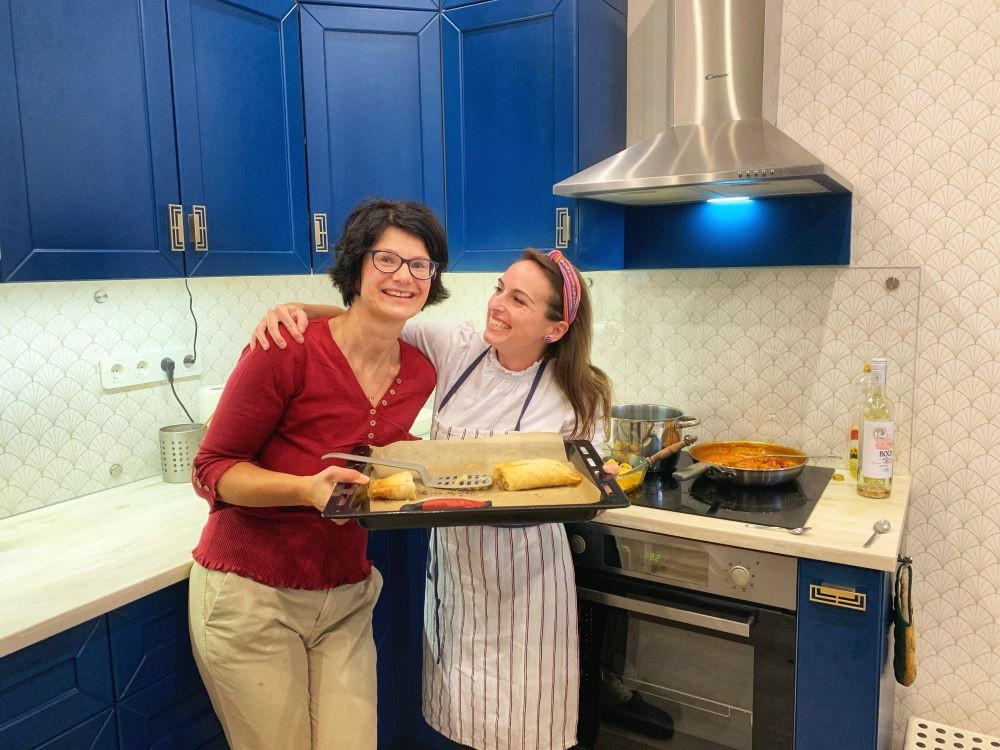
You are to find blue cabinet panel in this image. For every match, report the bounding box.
[0,617,114,749]
[0,0,183,281]
[36,707,118,750]
[116,665,228,750]
[624,193,852,268]
[442,0,574,270]
[795,559,894,750]
[300,4,444,264]
[169,0,310,276]
[308,0,438,8]
[108,583,193,701]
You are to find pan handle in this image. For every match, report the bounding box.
[676,416,700,429]
[672,461,710,482]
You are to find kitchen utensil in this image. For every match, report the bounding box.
[745,523,812,535]
[322,452,493,490]
[863,519,892,547]
[399,498,492,511]
[158,422,206,483]
[729,452,837,466]
[602,452,650,494]
[610,405,700,473]
[673,441,807,487]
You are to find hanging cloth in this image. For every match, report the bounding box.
[893,555,917,686]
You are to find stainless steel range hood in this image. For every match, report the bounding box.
[553,0,850,206]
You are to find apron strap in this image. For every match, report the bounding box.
[437,347,491,412]
[514,360,548,431]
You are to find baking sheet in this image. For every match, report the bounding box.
[322,433,629,529]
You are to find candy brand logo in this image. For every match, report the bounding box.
[705,72,729,80]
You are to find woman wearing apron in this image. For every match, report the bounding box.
[251,249,613,750]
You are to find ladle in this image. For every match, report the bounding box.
[863,519,892,547]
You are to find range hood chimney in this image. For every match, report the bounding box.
[553,0,850,205]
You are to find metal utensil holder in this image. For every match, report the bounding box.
[159,423,206,483]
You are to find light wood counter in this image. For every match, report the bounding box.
[0,471,910,660]
[0,478,207,658]
[599,472,911,572]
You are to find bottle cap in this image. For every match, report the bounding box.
[870,357,887,386]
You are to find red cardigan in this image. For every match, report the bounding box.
[191,319,435,589]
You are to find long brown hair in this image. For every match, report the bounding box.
[522,249,612,440]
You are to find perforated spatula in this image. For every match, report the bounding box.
[322,452,493,490]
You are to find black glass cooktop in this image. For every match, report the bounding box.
[628,453,835,530]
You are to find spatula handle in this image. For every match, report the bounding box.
[323,452,423,474]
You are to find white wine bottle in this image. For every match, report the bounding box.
[857,357,894,498]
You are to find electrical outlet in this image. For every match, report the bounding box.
[99,348,202,390]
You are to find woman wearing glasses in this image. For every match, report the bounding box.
[188,198,449,750]
[250,249,613,750]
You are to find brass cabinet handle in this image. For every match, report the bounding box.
[168,204,185,251]
[188,205,208,251]
[313,212,329,253]
[555,207,570,249]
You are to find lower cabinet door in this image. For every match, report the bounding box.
[0,617,114,749]
[36,707,119,750]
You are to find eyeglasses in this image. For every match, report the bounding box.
[367,249,439,280]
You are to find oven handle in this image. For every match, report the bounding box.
[577,586,752,638]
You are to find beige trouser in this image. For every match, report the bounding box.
[188,562,383,750]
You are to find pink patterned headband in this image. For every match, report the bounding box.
[546,250,581,326]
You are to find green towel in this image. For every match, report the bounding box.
[893,557,916,686]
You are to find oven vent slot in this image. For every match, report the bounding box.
[808,583,867,611]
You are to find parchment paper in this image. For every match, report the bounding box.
[359,432,602,512]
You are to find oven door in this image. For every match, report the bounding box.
[575,569,795,750]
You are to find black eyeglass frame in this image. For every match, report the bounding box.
[366,249,439,280]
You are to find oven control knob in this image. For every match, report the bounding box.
[569,535,586,555]
[728,565,751,587]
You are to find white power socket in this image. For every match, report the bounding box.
[99,348,202,390]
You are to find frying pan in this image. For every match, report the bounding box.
[672,441,807,487]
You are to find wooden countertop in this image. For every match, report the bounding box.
[0,478,207,658]
[598,471,911,572]
[0,470,910,659]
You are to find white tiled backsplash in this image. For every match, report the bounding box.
[0,266,916,518]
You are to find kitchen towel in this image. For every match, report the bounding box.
[893,555,917,686]
[198,384,225,424]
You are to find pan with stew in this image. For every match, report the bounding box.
[671,440,807,487]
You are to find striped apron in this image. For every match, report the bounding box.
[421,350,579,750]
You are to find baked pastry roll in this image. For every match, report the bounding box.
[493,458,583,491]
[367,471,417,502]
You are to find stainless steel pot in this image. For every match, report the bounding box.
[609,404,700,473]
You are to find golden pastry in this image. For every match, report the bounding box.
[367,471,417,502]
[493,458,583,491]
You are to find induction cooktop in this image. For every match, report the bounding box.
[627,452,835,530]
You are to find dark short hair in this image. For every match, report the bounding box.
[329,198,450,308]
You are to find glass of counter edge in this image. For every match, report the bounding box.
[321,440,630,530]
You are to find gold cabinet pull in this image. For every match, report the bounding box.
[188,205,208,251]
[808,583,867,611]
[313,213,329,253]
[555,207,570,249]
[168,204,185,251]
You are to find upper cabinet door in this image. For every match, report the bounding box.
[0,0,182,281]
[441,0,575,271]
[168,0,309,276]
[300,4,444,263]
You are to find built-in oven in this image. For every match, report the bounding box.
[567,522,798,750]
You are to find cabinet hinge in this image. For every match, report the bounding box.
[168,204,185,252]
[555,207,570,249]
[188,205,208,251]
[313,213,329,253]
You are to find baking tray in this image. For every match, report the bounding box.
[322,439,630,529]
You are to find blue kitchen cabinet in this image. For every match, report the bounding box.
[307,0,439,8]
[0,0,308,282]
[441,0,626,271]
[0,617,116,748]
[0,0,182,281]
[795,560,894,750]
[299,3,445,270]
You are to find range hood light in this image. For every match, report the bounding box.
[707,196,751,204]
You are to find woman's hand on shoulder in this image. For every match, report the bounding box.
[303,466,370,522]
[250,302,309,351]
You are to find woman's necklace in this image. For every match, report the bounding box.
[330,317,399,404]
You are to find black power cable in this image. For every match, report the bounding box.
[183,276,198,366]
[161,357,194,423]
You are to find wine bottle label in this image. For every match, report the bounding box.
[860,420,894,478]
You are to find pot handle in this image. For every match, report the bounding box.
[672,461,711,482]
[676,416,700,429]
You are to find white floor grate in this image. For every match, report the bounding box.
[904,717,1000,749]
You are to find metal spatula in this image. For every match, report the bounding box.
[322,452,493,490]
